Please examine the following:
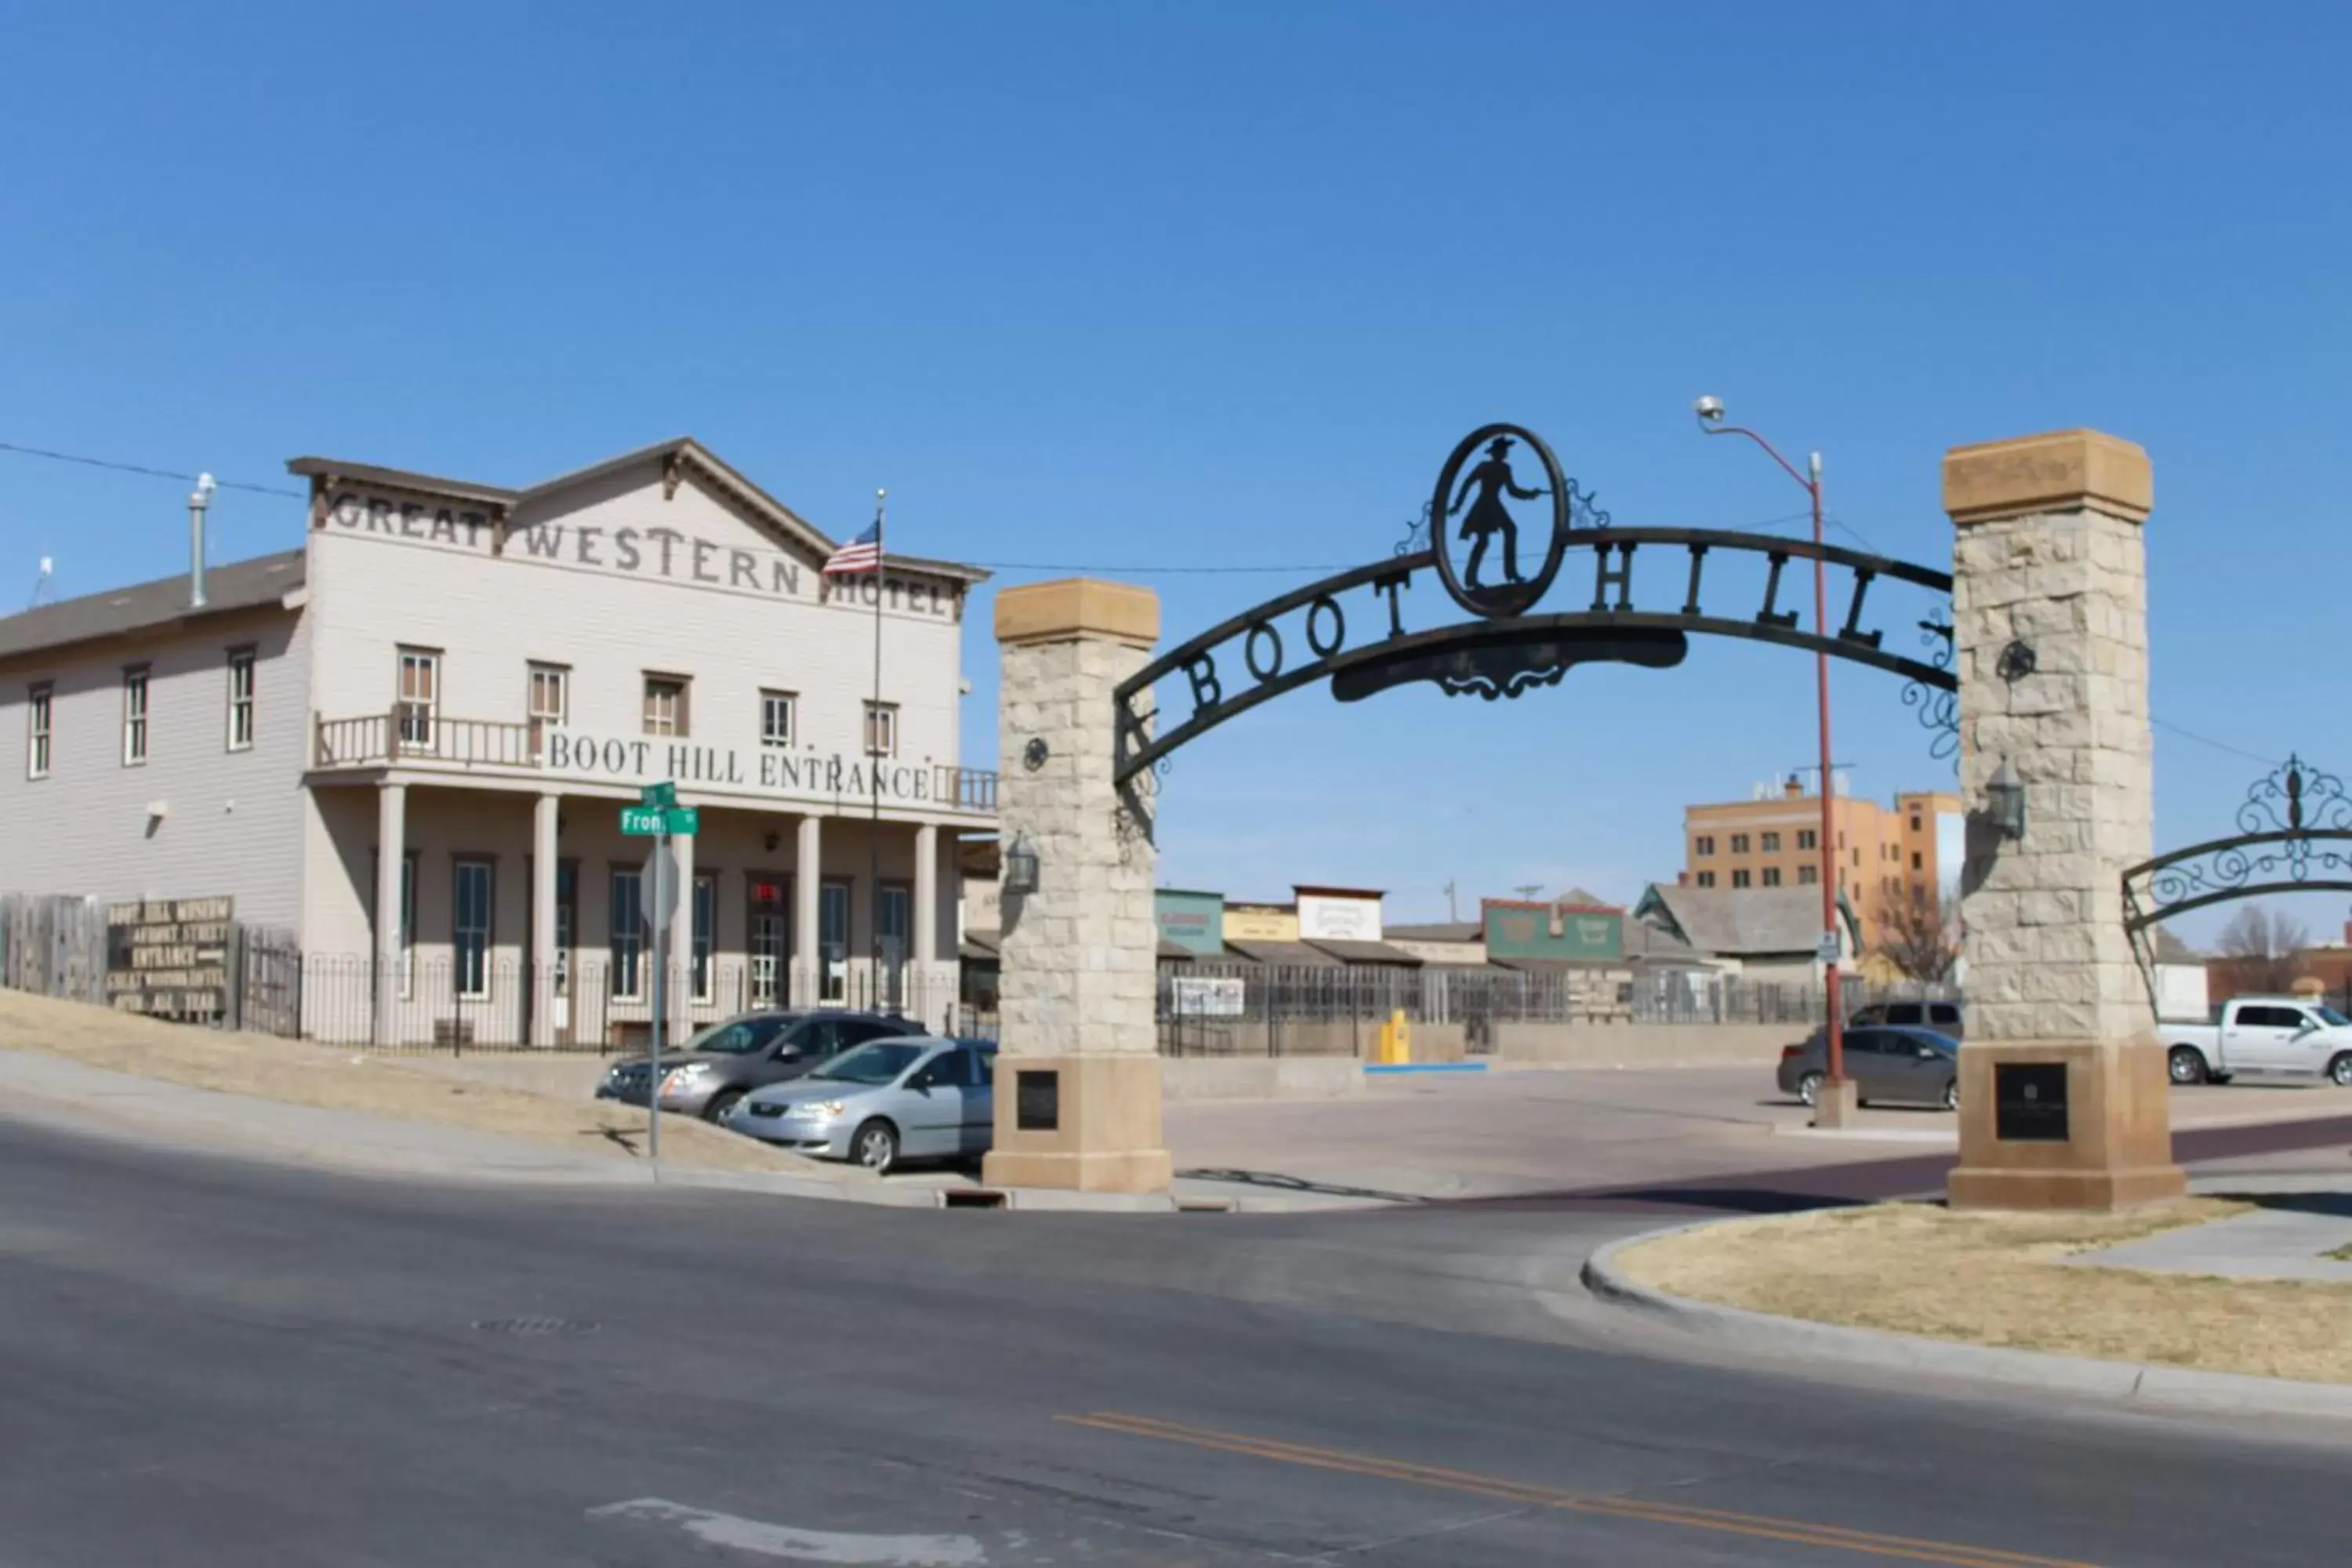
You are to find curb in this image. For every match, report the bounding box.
[1580,1220,2352,1422]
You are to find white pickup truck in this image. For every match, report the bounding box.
[2163,996,2352,1087]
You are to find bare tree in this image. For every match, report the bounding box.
[1878,891,1962,983]
[2216,904,2311,993]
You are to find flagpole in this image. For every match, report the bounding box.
[868,488,885,1012]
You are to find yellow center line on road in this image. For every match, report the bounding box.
[1059,1413,2103,1568]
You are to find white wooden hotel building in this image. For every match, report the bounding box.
[0,438,996,1045]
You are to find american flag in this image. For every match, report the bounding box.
[822,521,883,577]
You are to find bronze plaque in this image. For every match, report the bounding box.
[1994,1062,2069,1142]
[1015,1069,1060,1132]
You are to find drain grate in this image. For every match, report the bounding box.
[472,1316,599,1336]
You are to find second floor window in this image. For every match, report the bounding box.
[1730,833,1750,854]
[1693,835,1715,856]
[226,648,256,751]
[643,675,688,737]
[1798,865,1818,885]
[864,700,898,758]
[1695,871,1716,888]
[1760,831,1780,851]
[528,662,569,757]
[1797,829,1817,850]
[1731,869,1752,889]
[761,689,797,748]
[122,666,149,765]
[26,684,52,779]
[1762,866,1782,887]
[397,648,440,746]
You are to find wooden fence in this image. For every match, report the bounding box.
[0,892,301,1035]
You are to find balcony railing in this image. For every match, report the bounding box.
[314,710,536,769]
[313,710,999,813]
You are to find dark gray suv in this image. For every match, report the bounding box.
[596,1010,925,1122]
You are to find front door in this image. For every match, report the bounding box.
[747,874,789,1010]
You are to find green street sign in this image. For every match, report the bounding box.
[641,782,679,808]
[621,805,699,836]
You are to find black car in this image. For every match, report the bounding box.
[596,1008,926,1121]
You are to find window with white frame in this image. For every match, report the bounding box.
[26,684,53,779]
[642,674,688,737]
[397,648,440,748]
[226,648,256,751]
[760,688,797,749]
[122,666,149,765]
[528,662,569,759]
[453,858,494,999]
[610,867,645,1000]
[863,700,898,758]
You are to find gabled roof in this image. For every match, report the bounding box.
[1385,921,1483,943]
[1631,883,1861,957]
[0,550,305,665]
[288,437,989,584]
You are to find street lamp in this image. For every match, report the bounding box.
[1694,396,1847,1105]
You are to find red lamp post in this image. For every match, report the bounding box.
[1694,397,1846,1104]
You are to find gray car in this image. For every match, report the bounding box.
[721,1036,996,1172]
[594,1010,925,1121]
[1777,1025,1960,1110]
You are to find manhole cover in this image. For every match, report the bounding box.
[472,1316,598,1336]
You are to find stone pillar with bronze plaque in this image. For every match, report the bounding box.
[1944,429,2186,1210]
[982,579,1174,1193]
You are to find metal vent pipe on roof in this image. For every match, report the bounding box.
[188,473,216,608]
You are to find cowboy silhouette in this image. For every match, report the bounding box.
[1449,436,1548,589]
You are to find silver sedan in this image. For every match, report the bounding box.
[721,1036,996,1173]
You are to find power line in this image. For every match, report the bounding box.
[2153,717,2281,768]
[0,440,305,499]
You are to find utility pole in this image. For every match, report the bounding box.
[1443,880,1459,922]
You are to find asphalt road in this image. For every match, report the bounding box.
[2,1117,2347,1567]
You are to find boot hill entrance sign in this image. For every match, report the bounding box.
[982,422,2183,1214]
[1112,423,1958,786]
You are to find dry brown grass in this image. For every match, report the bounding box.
[1616,1199,2352,1384]
[0,989,822,1175]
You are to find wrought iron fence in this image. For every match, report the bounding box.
[1152,961,1961,1054]
[294,954,979,1053]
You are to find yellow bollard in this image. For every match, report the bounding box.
[1381,1008,1410,1065]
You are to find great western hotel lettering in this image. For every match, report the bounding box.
[322,492,956,617]
[545,731,938,803]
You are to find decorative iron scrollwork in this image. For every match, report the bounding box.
[2238,753,2351,836]
[1900,615,1958,764]
[2122,753,2352,944]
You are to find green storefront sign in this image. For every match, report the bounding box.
[1483,899,1623,961]
[1154,888,1227,958]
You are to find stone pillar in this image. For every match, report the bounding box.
[982,579,1172,1193]
[1944,429,2185,1210]
[795,813,822,1006]
[373,781,406,1047]
[531,791,560,1046]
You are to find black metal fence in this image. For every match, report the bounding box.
[1152,962,1962,1055]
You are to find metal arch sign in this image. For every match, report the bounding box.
[1111,423,1959,788]
[1427,423,1572,621]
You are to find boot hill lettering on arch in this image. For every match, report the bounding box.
[1113,423,1958,786]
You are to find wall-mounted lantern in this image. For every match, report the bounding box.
[1986,755,2027,841]
[1004,832,1040,895]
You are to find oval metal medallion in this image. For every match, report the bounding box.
[1427,423,1570,620]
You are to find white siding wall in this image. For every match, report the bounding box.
[0,596,308,927]
[306,460,970,779]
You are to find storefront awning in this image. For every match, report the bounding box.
[1305,939,1425,967]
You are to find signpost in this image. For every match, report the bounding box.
[621,785,697,1167]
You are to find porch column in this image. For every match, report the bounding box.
[666,826,696,1043]
[914,821,938,1025]
[982,579,1171,1194]
[373,781,406,1047]
[795,813,822,1006]
[531,791,559,1046]
[1944,428,2184,1210]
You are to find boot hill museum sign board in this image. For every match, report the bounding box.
[104,896,234,1022]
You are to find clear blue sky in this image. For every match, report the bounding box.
[5,2,2347,942]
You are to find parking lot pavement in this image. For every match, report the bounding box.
[1163,1064,2352,1203]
